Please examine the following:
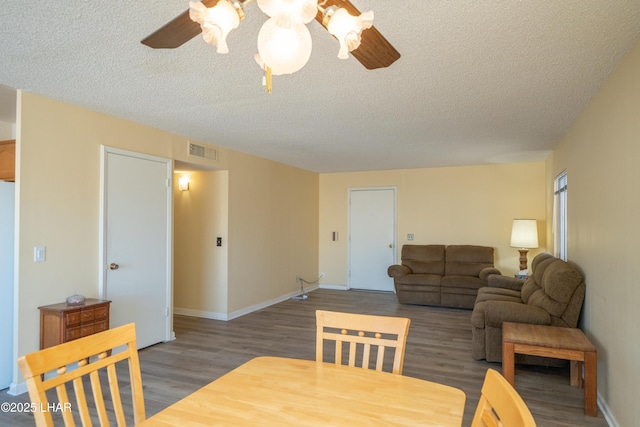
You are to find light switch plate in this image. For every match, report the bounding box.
[34,246,46,262]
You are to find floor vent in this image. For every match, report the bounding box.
[188,143,217,161]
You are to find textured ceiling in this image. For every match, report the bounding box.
[1,1,639,172]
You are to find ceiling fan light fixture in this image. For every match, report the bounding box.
[257,17,312,75]
[257,0,318,28]
[189,0,243,54]
[324,6,373,59]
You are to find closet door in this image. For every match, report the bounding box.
[100,147,172,349]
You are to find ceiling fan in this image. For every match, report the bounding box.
[140,0,400,71]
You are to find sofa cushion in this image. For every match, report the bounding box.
[401,245,445,275]
[520,253,557,303]
[484,301,551,327]
[441,275,485,291]
[522,257,583,317]
[527,289,568,318]
[532,256,556,287]
[520,279,540,303]
[542,260,582,303]
[394,274,441,287]
[445,245,494,277]
[475,287,522,304]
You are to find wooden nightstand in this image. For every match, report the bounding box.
[38,299,111,349]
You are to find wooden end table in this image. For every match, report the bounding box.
[502,322,597,417]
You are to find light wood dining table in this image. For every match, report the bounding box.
[139,356,466,426]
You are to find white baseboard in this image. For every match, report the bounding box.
[173,307,229,321]
[227,285,319,320]
[598,391,618,427]
[7,380,27,396]
[319,284,349,290]
[174,285,320,322]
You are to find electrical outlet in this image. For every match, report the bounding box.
[295,275,301,283]
[320,272,325,278]
[407,234,414,241]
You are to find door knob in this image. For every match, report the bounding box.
[109,263,119,270]
[389,243,394,248]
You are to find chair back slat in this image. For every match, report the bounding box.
[480,404,503,427]
[106,364,126,427]
[316,310,411,375]
[375,345,385,371]
[89,370,109,426]
[361,343,371,369]
[18,323,146,427]
[55,385,76,427]
[348,341,357,367]
[72,378,90,427]
[471,369,536,427]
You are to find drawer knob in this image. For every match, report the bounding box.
[109,263,120,270]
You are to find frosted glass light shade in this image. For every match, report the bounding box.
[257,18,312,75]
[189,0,240,54]
[257,0,318,27]
[510,219,539,248]
[327,8,373,59]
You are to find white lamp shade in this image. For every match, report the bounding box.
[257,0,318,27]
[189,0,240,54]
[327,8,373,59]
[510,219,539,249]
[257,18,312,75]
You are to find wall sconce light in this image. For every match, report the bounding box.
[178,176,190,191]
[510,219,539,273]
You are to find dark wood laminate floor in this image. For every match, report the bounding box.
[1,289,609,426]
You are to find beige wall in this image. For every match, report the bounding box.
[546,38,640,427]
[226,150,319,313]
[319,163,547,286]
[13,92,319,389]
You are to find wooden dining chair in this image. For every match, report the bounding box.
[17,323,145,427]
[315,310,411,375]
[471,368,537,427]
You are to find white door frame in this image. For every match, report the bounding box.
[98,145,173,342]
[347,186,397,290]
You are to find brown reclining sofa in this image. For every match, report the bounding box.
[388,244,501,309]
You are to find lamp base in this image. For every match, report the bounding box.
[518,249,529,271]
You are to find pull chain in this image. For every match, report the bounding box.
[262,66,273,94]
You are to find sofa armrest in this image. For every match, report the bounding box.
[387,265,412,278]
[486,274,525,291]
[479,267,502,281]
[484,301,551,328]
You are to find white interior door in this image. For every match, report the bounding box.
[0,182,15,389]
[348,188,396,291]
[100,147,172,349]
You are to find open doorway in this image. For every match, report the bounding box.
[173,166,230,320]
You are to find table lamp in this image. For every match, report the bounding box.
[510,219,538,274]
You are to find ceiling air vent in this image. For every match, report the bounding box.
[188,142,217,161]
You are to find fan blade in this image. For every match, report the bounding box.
[141,0,221,49]
[315,0,400,69]
[351,26,401,70]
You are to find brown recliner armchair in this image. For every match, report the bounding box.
[471,253,585,364]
